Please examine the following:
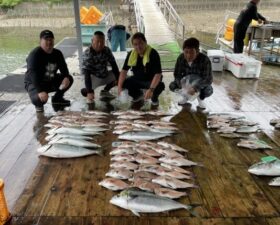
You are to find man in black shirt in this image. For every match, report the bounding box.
[234,0,266,53]
[118,32,165,107]
[80,31,119,103]
[169,38,213,109]
[24,30,73,112]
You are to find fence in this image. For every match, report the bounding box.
[156,0,185,40]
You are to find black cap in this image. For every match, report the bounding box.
[40,30,54,39]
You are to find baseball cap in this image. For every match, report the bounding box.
[40,30,54,39]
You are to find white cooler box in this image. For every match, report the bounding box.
[207,50,225,72]
[225,53,262,78]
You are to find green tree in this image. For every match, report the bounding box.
[0,0,22,7]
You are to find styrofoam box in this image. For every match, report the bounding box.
[207,50,225,72]
[225,53,262,78]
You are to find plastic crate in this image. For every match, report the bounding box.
[225,53,262,78]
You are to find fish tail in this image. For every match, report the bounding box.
[185,204,201,217]
[196,162,204,167]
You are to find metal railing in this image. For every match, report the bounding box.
[156,0,185,40]
[133,0,145,34]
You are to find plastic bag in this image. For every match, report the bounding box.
[180,76,200,102]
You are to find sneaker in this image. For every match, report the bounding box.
[100,90,116,99]
[52,96,71,106]
[132,95,144,103]
[35,106,44,113]
[178,96,189,105]
[197,97,206,109]
[81,88,87,97]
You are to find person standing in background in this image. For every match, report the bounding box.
[108,25,130,52]
[234,0,266,53]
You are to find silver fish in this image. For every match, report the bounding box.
[160,163,193,175]
[47,127,100,136]
[219,133,248,139]
[110,148,136,155]
[110,161,139,170]
[157,142,189,153]
[268,177,280,186]
[236,126,260,133]
[37,144,101,158]
[152,176,198,189]
[119,131,171,141]
[110,189,198,216]
[45,133,94,141]
[154,187,188,199]
[49,137,100,148]
[159,156,202,167]
[248,160,280,176]
[237,139,272,150]
[99,178,129,191]
[105,168,133,180]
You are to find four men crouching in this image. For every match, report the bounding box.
[25,29,213,112]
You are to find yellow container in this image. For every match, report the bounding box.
[224,30,234,41]
[0,179,11,225]
[81,6,104,24]
[80,6,89,22]
[225,18,236,32]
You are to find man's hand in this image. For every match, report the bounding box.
[87,93,94,102]
[144,89,153,100]
[38,92,48,103]
[187,87,197,96]
[60,77,70,90]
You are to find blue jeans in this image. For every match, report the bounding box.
[110,29,126,52]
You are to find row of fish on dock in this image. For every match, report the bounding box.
[38,111,111,158]
[207,113,280,187]
[98,110,201,216]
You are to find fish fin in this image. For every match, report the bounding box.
[186,204,202,217]
[131,210,140,217]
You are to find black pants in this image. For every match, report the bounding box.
[169,80,213,100]
[123,76,165,102]
[233,23,247,53]
[25,75,74,107]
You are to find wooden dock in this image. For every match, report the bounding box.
[1,0,280,223]
[0,49,280,224]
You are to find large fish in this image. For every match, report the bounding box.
[248,160,280,176]
[119,131,171,141]
[237,139,272,150]
[110,189,199,216]
[49,137,100,148]
[160,163,193,175]
[268,177,280,186]
[37,144,101,158]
